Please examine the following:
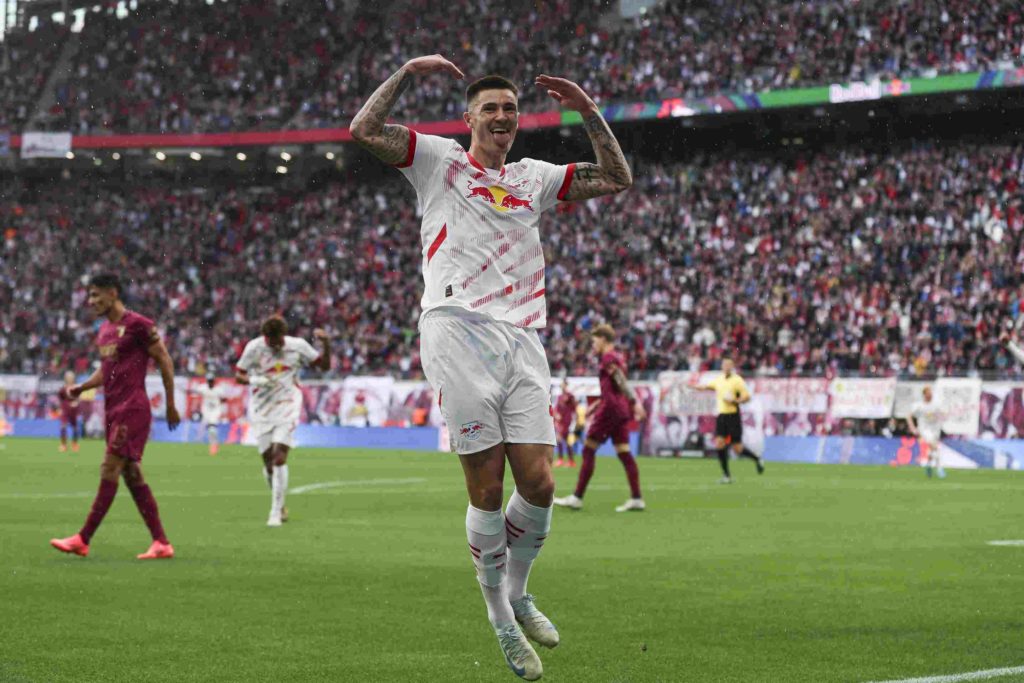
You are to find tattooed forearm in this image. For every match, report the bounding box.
[565,112,633,200]
[612,368,636,403]
[351,67,413,165]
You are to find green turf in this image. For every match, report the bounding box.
[1,437,1022,682]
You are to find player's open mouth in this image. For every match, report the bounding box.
[491,127,512,146]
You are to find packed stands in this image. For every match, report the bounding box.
[3,142,1023,377]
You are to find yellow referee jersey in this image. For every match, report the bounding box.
[708,373,750,415]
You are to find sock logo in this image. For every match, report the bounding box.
[459,420,484,442]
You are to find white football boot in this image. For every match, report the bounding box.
[495,623,543,680]
[511,594,559,649]
[615,498,646,512]
[552,494,582,510]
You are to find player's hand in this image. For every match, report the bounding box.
[633,402,647,422]
[535,75,598,114]
[62,384,84,400]
[166,404,181,431]
[314,328,329,342]
[1000,332,1011,345]
[403,54,464,80]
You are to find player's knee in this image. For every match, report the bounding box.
[470,481,504,510]
[519,473,555,506]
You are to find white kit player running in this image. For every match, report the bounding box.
[907,386,946,479]
[193,374,226,455]
[352,55,633,681]
[235,316,330,526]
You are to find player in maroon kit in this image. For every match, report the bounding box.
[554,324,646,512]
[58,370,81,453]
[553,381,578,468]
[50,274,181,560]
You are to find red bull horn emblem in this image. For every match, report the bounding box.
[466,183,534,213]
[460,420,485,441]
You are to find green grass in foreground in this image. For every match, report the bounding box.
[0,437,1022,682]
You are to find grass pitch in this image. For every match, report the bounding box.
[0,437,1022,682]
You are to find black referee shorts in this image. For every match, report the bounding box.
[715,413,743,444]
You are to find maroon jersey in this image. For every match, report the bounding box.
[554,392,578,432]
[59,393,80,420]
[97,311,157,414]
[597,350,631,420]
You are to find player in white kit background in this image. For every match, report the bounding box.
[235,316,330,526]
[352,54,633,681]
[191,374,226,456]
[907,386,946,479]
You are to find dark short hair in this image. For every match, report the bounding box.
[591,324,616,343]
[261,315,287,338]
[466,75,518,107]
[89,273,122,296]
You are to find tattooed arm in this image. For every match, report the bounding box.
[535,74,633,200]
[351,54,464,165]
[611,366,647,421]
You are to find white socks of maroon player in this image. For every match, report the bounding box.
[465,505,515,627]
[504,489,552,601]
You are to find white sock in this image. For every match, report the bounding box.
[207,426,218,444]
[505,489,552,602]
[271,465,288,516]
[262,467,272,488]
[466,505,515,627]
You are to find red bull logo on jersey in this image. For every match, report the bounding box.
[460,420,485,441]
[466,182,534,213]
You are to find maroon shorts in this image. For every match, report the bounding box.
[586,411,630,446]
[105,407,152,461]
[60,410,79,426]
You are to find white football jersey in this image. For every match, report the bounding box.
[912,401,945,442]
[196,384,226,421]
[236,336,320,424]
[397,131,574,328]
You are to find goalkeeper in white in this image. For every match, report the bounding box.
[235,316,330,526]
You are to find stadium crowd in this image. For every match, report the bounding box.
[13,0,1024,134]
[0,20,68,133]
[3,141,1023,379]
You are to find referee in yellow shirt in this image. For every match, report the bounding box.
[694,358,765,483]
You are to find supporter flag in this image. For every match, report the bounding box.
[21,131,72,159]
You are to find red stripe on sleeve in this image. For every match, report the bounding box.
[427,224,447,264]
[556,162,576,201]
[393,129,417,168]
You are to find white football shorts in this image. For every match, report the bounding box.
[254,421,296,453]
[201,409,223,426]
[420,308,556,455]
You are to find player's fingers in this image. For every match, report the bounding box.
[546,90,564,103]
[443,60,465,79]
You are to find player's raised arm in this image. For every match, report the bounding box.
[147,336,181,430]
[351,54,465,165]
[535,75,633,201]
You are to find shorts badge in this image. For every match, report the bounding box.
[460,421,484,442]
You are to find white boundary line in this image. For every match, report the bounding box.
[865,665,1024,683]
[290,478,427,494]
[986,540,1024,547]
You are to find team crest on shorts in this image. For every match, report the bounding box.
[460,421,485,442]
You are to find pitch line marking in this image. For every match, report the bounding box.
[290,477,427,494]
[986,540,1024,547]
[864,665,1024,683]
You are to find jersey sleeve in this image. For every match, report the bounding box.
[396,131,454,195]
[528,158,575,212]
[236,340,258,372]
[295,338,321,366]
[131,315,159,349]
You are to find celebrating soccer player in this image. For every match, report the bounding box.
[235,316,330,527]
[191,373,226,455]
[50,274,180,560]
[554,325,647,512]
[58,370,81,453]
[692,357,764,483]
[352,55,632,680]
